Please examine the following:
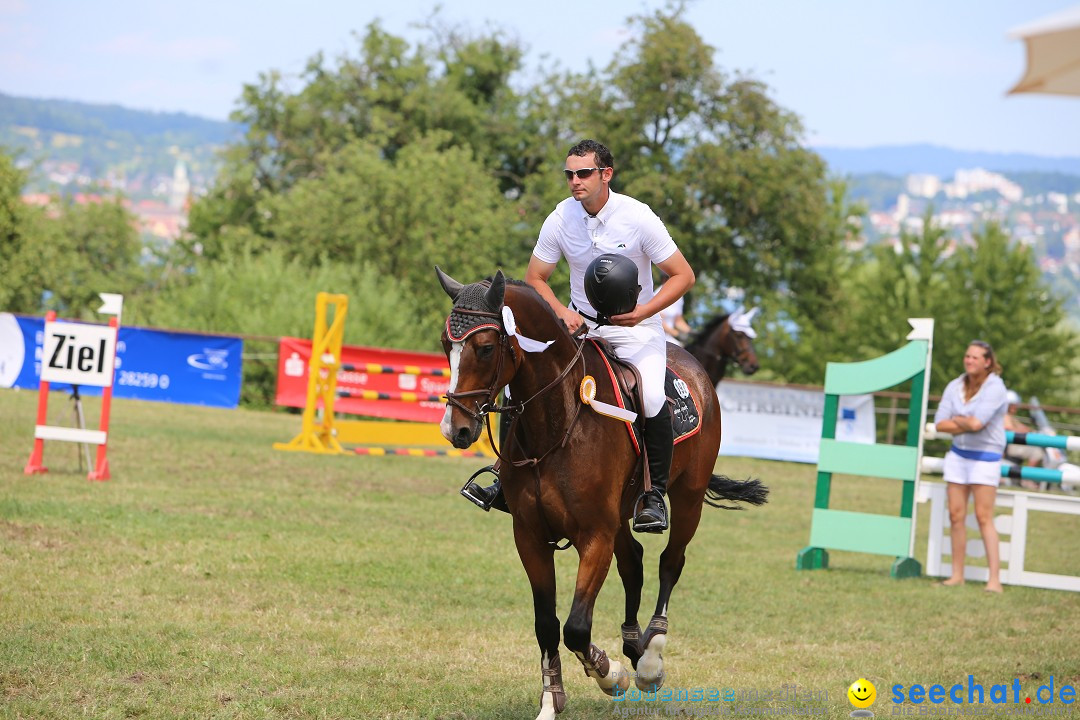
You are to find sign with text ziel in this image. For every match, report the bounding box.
[40,320,117,387]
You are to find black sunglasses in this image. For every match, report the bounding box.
[563,167,605,181]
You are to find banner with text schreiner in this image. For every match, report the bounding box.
[717,380,875,464]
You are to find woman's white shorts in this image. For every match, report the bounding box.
[943,450,1001,487]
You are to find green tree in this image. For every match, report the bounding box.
[945,223,1075,402]
[258,134,529,336]
[540,4,848,320]
[186,21,529,263]
[796,212,1077,404]
[0,151,142,317]
[0,151,50,312]
[44,195,143,317]
[182,22,536,346]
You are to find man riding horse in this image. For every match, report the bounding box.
[462,138,695,534]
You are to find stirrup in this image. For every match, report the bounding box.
[633,492,668,534]
[460,465,501,511]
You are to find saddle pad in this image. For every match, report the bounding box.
[589,340,701,450]
[666,368,701,445]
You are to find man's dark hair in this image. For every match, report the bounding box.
[568,139,614,170]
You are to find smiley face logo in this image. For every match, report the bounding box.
[848,678,876,709]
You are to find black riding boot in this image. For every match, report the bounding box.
[461,469,505,511]
[634,405,673,533]
[461,409,510,513]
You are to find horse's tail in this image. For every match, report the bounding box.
[705,475,769,510]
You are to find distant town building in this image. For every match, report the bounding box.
[169,159,190,211]
[1047,192,1069,214]
[946,168,1023,202]
[906,174,941,198]
[894,192,911,221]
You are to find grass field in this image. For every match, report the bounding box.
[1,388,1078,719]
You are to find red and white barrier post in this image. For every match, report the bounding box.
[24,293,123,481]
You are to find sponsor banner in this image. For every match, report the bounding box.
[0,314,243,408]
[276,337,449,423]
[717,381,875,464]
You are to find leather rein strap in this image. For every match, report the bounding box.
[488,328,586,552]
[445,306,587,551]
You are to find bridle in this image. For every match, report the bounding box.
[443,305,588,459]
[695,323,756,372]
[442,307,518,424]
[725,329,757,372]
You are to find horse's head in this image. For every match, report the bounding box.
[721,306,764,375]
[436,267,521,449]
[724,307,761,375]
[689,307,761,381]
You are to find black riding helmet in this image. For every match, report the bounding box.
[584,253,641,322]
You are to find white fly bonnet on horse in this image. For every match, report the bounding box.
[728,307,760,339]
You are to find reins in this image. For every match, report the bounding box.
[486,326,586,552]
[445,302,587,550]
[484,331,586,467]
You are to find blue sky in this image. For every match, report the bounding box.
[2,0,1079,156]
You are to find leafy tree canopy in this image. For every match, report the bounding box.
[763,210,1078,405]
[185,3,848,347]
[0,150,144,318]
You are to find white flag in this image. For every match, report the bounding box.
[98,293,124,320]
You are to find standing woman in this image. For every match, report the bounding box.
[933,340,1008,592]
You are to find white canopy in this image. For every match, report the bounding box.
[1008,4,1080,96]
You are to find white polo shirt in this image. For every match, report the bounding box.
[533,191,678,325]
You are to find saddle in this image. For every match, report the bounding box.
[585,337,703,456]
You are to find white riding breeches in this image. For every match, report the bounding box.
[588,318,668,418]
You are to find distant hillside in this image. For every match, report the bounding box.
[813,143,1080,177]
[0,92,238,146]
[0,93,240,196]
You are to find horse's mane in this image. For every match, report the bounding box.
[484,274,573,339]
[485,275,528,288]
[685,313,730,351]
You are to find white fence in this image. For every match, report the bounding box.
[918,481,1080,592]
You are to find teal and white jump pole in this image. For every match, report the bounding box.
[922,425,1080,486]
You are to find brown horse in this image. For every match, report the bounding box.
[436,268,767,719]
[684,310,761,387]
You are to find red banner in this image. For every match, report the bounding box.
[275,337,450,423]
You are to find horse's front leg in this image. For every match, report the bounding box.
[513,520,565,719]
[564,535,631,697]
[613,524,645,670]
[637,479,706,692]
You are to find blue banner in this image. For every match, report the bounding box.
[0,314,243,408]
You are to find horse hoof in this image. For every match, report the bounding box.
[536,689,564,719]
[635,669,665,693]
[599,659,632,696]
[635,633,666,691]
